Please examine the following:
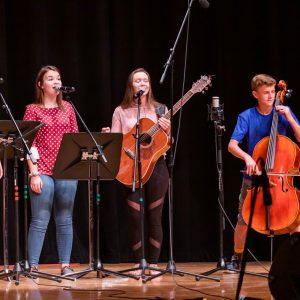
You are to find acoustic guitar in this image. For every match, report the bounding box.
[116,75,213,188]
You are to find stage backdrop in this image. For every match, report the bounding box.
[0,0,299,265]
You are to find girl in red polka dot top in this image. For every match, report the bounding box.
[23,65,79,276]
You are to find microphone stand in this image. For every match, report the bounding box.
[202,99,269,282]
[62,93,136,280]
[117,92,151,282]
[146,0,219,282]
[160,0,195,85]
[200,98,227,276]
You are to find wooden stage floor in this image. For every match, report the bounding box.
[0,262,273,300]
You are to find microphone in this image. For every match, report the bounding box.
[212,96,220,109]
[0,77,4,84]
[208,96,224,122]
[133,87,145,99]
[199,0,210,9]
[54,85,76,93]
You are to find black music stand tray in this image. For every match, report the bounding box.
[53,132,138,279]
[0,120,73,284]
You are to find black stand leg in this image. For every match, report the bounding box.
[143,159,219,282]
[199,119,228,276]
[0,145,12,281]
[0,153,74,284]
[144,59,219,284]
[201,106,269,279]
[227,172,270,281]
[21,159,30,272]
[64,160,137,280]
[234,175,270,300]
[115,94,153,282]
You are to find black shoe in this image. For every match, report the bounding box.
[225,255,240,273]
[61,266,74,276]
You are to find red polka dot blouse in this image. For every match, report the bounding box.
[23,101,79,176]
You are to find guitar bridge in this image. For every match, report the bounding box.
[124,147,135,160]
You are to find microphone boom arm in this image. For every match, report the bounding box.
[160,0,196,84]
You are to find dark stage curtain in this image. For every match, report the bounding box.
[1,0,300,265]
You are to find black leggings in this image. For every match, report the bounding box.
[126,157,169,264]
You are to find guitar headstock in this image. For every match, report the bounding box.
[191,75,213,94]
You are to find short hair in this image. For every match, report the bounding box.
[251,74,276,91]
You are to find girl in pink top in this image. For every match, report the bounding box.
[103,68,170,276]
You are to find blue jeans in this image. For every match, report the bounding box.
[28,175,78,266]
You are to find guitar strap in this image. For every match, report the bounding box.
[155,104,167,118]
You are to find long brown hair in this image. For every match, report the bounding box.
[120,68,160,109]
[35,65,64,110]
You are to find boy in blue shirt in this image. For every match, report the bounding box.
[227,73,300,269]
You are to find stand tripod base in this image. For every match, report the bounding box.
[63,259,139,280]
[200,257,269,279]
[117,258,151,282]
[199,257,227,277]
[118,259,220,283]
[145,260,220,283]
[0,261,75,285]
[0,267,12,282]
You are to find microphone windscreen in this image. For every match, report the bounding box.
[199,0,209,8]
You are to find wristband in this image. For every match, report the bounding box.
[29,171,40,177]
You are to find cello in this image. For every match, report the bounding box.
[242,80,300,235]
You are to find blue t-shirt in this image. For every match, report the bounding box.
[231,106,298,157]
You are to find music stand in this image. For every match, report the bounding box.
[0,120,41,280]
[53,132,138,279]
[0,120,71,284]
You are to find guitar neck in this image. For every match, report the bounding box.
[164,90,194,120]
[146,75,212,137]
[148,90,194,136]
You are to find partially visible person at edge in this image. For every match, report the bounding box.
[227,73,300,270]
[23,65,79,276]
[102,67,170,277]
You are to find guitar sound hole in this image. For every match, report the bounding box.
[140,133,152,147]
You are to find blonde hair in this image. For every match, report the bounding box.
[251,74,276,91]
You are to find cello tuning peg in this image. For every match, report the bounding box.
[285,89,293,99]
